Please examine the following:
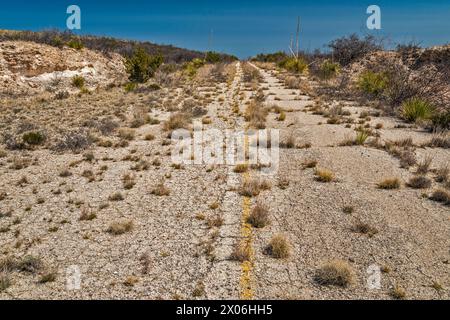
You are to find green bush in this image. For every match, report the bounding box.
[205,51,221,63]
[431,111,450,130]
[357,71,388,96]
[278,57,308,74]
[319,60,340,79]
[401,98,434,122]
[66,39,84,50]
[125,47,163,83]
[124,82,137,92]
[184,58,205,77]
[22,131,46,145]
[72,75,85,89]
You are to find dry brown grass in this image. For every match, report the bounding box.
[416,155,433,175]
[151,182,170,196]
[391,284,406,299]
[245,101,267,129]
[230,242,251,262]
[429,189,450,204]
[377,178,401,190]
[233,164,249,173]
[238,178,270,197]
[247,202,270,228]
[407,176,432,189]
[265,234,290,259]
[315,169,335,183]
[163,112,191,131]
[314,260,355,287]
[352,221,378,237]
[107,219,133,235]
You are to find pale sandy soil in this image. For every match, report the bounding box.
[0,61,448,300]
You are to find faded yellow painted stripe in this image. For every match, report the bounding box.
[239,133,254,300]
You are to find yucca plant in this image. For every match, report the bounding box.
[401,98,434,122]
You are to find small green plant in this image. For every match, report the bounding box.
[126,47,163,83]
[205,51,221,63]
[184,58,205,77]
[357,71,387,96]
[66,38,84,50]
[355,130,369,145]
[124,82,137,92]
[319,60,340,79]
[22,131,46,145]
[278,57,308,74]
[401,98,434,123]
[72,75,85,89]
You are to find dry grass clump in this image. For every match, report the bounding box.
[79,207,97,221]
[265,234,290,259]
[435,165,449,183]
[233,164,249,173]
[416,155,433,174]
[163,112,191,132]
[352,221,378,237]
[38,271,57,284]
[391,284,406,299]
[302,159,318,169]
[109,192,124,201]
[280,133,296,149]
[206,215,224,228]
[406,176,431,189]
[247,202,269,228]
[425,134,450,149]
[59,169,72,177]
[122,173,136,190]
[107,219,133,235]
[377,178,401,190]
[230,242,251,262]
[429,189,450,205]
[245,101,268,129]
[15,255,43,273]
[314,260,355,287]
[314,169,335,183]
[151,181,170,196]
[238,178,270,197]
[118,128,135,141]
[0,273,11,292]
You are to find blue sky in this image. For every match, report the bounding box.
[0,0,449,58]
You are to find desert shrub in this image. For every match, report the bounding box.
[53,130,92,152]
[22,131,46,146]
[319,60,340,79]
[205,51,221,63]
[230,242,251,262]
[430,111,450,130]
[184,58,205,77]
[247,203,269,228]
[66,38,84,50]
[285,76,300,89]
[355,130,370,145]
[245,101,267,129]
[429,189,450,204]
[328,34,382,66]
[378,178,401,189]
[16,256,43,273]
[278,57,308,74]
[315,169,335,183]
[126,47,163,83]
[163,112,191,131]
[407,176,432,189]
[72,75,85,89]
[401,98,434,122]
[265,234,290,259]
[358,71,388,96]
[124,82,137,92]
[55,90,69,99]
[107,220,133,235]
[315,260,355,286]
